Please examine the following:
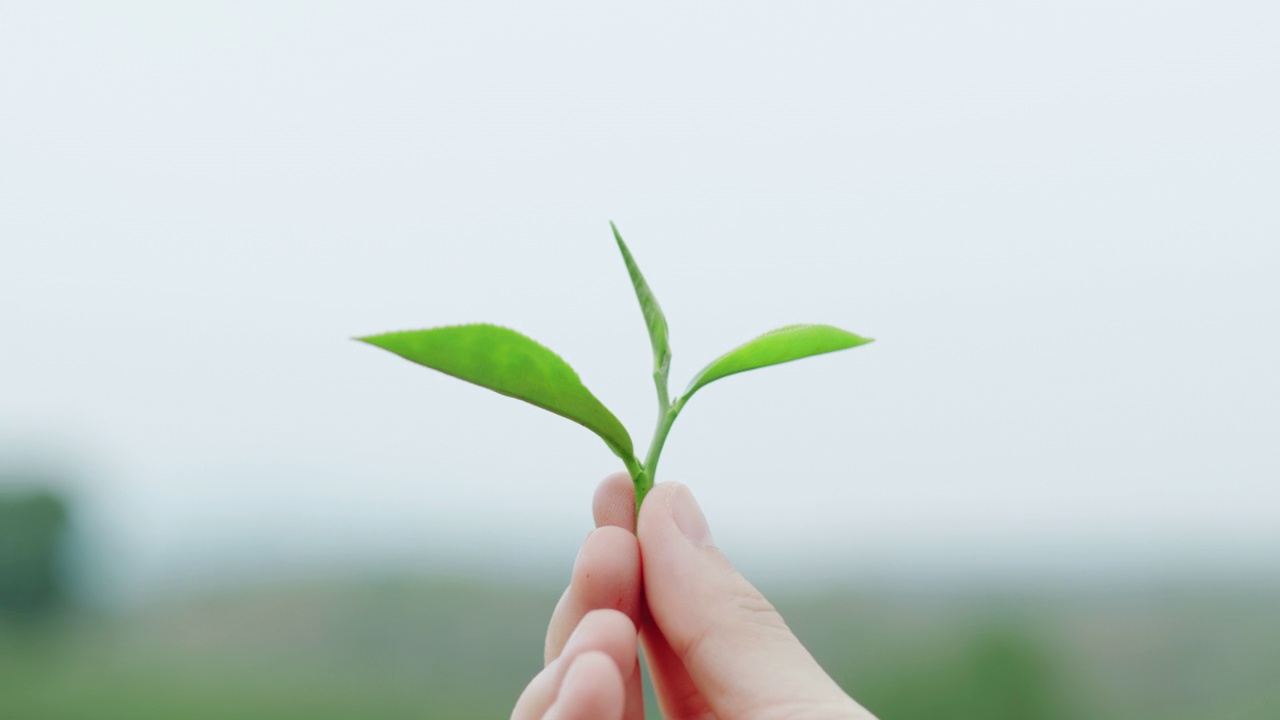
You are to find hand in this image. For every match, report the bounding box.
[512,474,878,720]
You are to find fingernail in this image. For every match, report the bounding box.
[668,483,715,547]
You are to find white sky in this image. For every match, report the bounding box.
[2,2,1278,599]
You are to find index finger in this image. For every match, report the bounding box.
[541,473,644,720]
[546,472,640,663]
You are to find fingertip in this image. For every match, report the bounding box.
[544,651,626,720]
[635,482,688,543]
[593,472,637,531]
[525,609,639,720]
[566,609,638,679]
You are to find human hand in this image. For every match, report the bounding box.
[511,474,878,719]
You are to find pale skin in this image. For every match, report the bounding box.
[511,474,880,720]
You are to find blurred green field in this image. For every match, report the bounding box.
[2,577,1278,719]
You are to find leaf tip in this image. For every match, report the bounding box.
[353,333,393,350]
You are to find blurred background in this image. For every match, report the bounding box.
[2,2,1278,718]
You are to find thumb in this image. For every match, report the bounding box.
[637,482,875,720]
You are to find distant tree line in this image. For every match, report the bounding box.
[0,486,70,618]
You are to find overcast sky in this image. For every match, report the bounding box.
[2,2,1277,600]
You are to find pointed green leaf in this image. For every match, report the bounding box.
[611,222,671,382]
[358,324,637,466]
[682,324,873,401]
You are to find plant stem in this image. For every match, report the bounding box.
[621,454,645,486]
[634,394,686,511]
[654,366,670,417]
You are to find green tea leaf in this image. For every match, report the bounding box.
[358,324,637,467]
[682,324,873,401]
[611,222,671,384]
